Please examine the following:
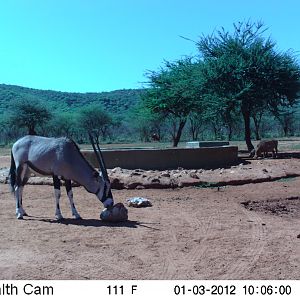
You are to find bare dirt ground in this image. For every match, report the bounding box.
[0,154,300,280]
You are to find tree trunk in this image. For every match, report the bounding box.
[189,118,197,140]
[283,123,288,137]
[227,124,232,141]
[212,123,218,140]
[28,126,37,135]
[173,120,186,147]
[252,116,260,140]
[252,111,264,140]
[242,109,254,151]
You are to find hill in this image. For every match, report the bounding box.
[0,84,143,116]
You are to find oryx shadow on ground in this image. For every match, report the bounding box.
[22,216,160,230]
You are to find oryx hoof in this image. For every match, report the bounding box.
[55,215,64,221]
[74,215,82,220]
[17,214,24,220]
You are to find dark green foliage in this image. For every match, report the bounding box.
[8,99,52,135]
[197,21,300,150]
[46,112,78,138]
[134,107,167,142]
[77,104,114,143]
[0,84,142,115]
[143,58,203,146]
[0,84,143,144]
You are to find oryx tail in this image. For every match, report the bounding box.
[9,151,16,193]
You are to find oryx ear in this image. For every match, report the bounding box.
[93,170,99,178]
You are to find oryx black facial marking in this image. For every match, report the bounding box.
[9,135,113,220]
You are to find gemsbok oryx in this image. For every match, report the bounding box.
[9,135,114,220]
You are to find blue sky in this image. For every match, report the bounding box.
[0,0,299,93]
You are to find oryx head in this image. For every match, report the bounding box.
[89,133,114,208]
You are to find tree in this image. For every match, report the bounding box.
[197,20,300,150]
[200,93,240,140]
[0,115,15,144]
[9,99,52,135]
[46,112,77,138]
[188,111,204,141]
[77,104,113,143]
[273,107,296,136]
[130,105,167,142]
[143,57,202,146]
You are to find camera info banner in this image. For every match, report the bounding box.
[0,280,299,299]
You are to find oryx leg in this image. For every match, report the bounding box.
[20,165,30,217]
[15,163,29,219]
[65,180,81,219]
[53,175,63,220]
[273,146,278,158]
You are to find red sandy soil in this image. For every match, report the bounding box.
[0,155,299,280]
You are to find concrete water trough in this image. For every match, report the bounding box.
[82,145,238,170]
[186,141,230,148]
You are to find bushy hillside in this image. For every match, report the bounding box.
[0,84,143,115]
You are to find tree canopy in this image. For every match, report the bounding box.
[9,99,52,135]
[197,20,300,150]
[77,104,114,143]
[143,58,203,146]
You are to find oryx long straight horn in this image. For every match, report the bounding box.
[88,133,104,175]
[95,139,109,180]
[88,132,113,200]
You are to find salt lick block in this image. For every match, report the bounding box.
[100,203,128,222]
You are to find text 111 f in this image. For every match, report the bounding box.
[107,285,138,295]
